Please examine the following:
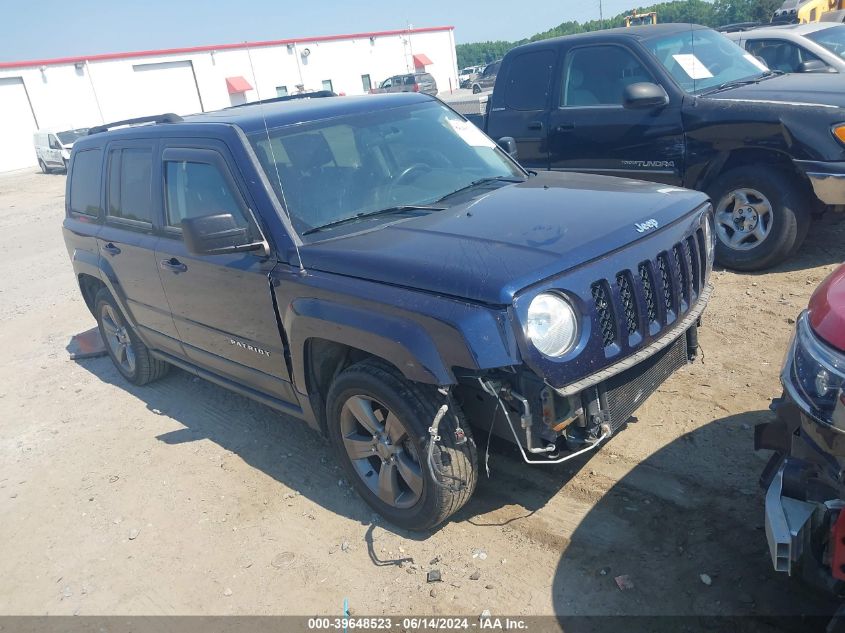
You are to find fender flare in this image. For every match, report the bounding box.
[71,247,139,331]
[287,297,454,389]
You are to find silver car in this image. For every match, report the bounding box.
[726,22,845,73]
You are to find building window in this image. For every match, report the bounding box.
[361,74,371,92]
[322,79,333,92]
[276,85,288,97]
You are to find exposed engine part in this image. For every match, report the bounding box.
[424,389,468,492]
[478,378,611,465]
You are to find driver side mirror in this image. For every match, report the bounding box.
[797,59,834,73]
[623,82,669,110]
[497,136,518,159]
[182,213,267,256]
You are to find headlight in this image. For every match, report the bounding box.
[784,312,845,427]
[526,293,578,357]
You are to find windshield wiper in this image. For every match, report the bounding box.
[302,205,446,235]
[436,176,526,203]
[700,70,784,96]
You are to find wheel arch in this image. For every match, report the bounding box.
[693,148,814,201]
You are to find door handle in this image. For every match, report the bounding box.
[160,258,187,273]
[555,122,575,132]
[101,242,121,256]
[527,121,544,131]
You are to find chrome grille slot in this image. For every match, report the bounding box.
[673,244,689,307]
[696,228,707,283]
[638,262,658,324]
[656,252,674,316]
[591,281,616,348]
[616,271,639,336]
[686,236,699,297]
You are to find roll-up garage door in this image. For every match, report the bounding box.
[0,77,38,172]
[129,60,203,119]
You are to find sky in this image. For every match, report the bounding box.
[0,0,643,62]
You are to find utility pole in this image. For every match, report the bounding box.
[598,0,603,29]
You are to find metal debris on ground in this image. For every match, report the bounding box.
[426,570,441,583]
[614,575,634,590]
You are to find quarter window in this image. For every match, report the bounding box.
[504,50,555,110]
[164,160,249,229]
[562,45,652,106]
[322,79,334,92]
[106,148,153,224]
[68,149,102,216]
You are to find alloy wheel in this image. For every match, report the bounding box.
[714,187,773,251]
[100,304,136,375]
[339,394,424,509]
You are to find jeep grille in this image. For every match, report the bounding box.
[592,234,706,349]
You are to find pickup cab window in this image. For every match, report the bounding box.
[561,45,652,106]
[504,50,555,110]
[164,160,249,229]
[745,39,821,72]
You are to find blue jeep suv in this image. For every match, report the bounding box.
[63,93,714,529]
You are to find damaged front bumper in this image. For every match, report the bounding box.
[795,160,845,207]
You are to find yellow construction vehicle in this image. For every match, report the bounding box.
[772,0,845,24]
[624,11,658,27]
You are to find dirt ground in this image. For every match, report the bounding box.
[1,168,844,626]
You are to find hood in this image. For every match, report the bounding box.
[705,73,845,109]
[809,263,845,352]
[299,172,708,305]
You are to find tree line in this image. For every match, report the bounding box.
[456,0,783,68]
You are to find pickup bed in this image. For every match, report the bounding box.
[469,22,845,271]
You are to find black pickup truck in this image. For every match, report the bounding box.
[468,23,845,271]
[63,94,713,529]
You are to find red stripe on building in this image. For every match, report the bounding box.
[0,26,454,70]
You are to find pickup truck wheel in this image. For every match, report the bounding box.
[472,84,481,94]
[326,359,477,530]
[94,288,169,386]
[38,159,50,174]
[707,166,809,271]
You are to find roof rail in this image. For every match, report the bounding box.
[88,113,183,135]
[227,91,337,108]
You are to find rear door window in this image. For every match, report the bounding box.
[504,50,555,110]
[69,149,103,216]
[106,147,153,225]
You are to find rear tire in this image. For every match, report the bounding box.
[706,165,809,271]
[326,359,477,530]
[94,288,169,386]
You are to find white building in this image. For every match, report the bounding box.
[0,26,458,173]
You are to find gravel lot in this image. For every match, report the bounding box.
[1,168,843,624]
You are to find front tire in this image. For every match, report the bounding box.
[38,159,50,174]
[706,165,809,271]
[94,288,169,386]
[326,359,477,530]
[472,84,481,94]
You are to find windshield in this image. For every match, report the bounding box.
[807,25,845,58]
[644,28,770,94]
[250,101,523,238]
[56,129,88,145]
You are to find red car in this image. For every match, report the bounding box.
[758,263,845,592]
